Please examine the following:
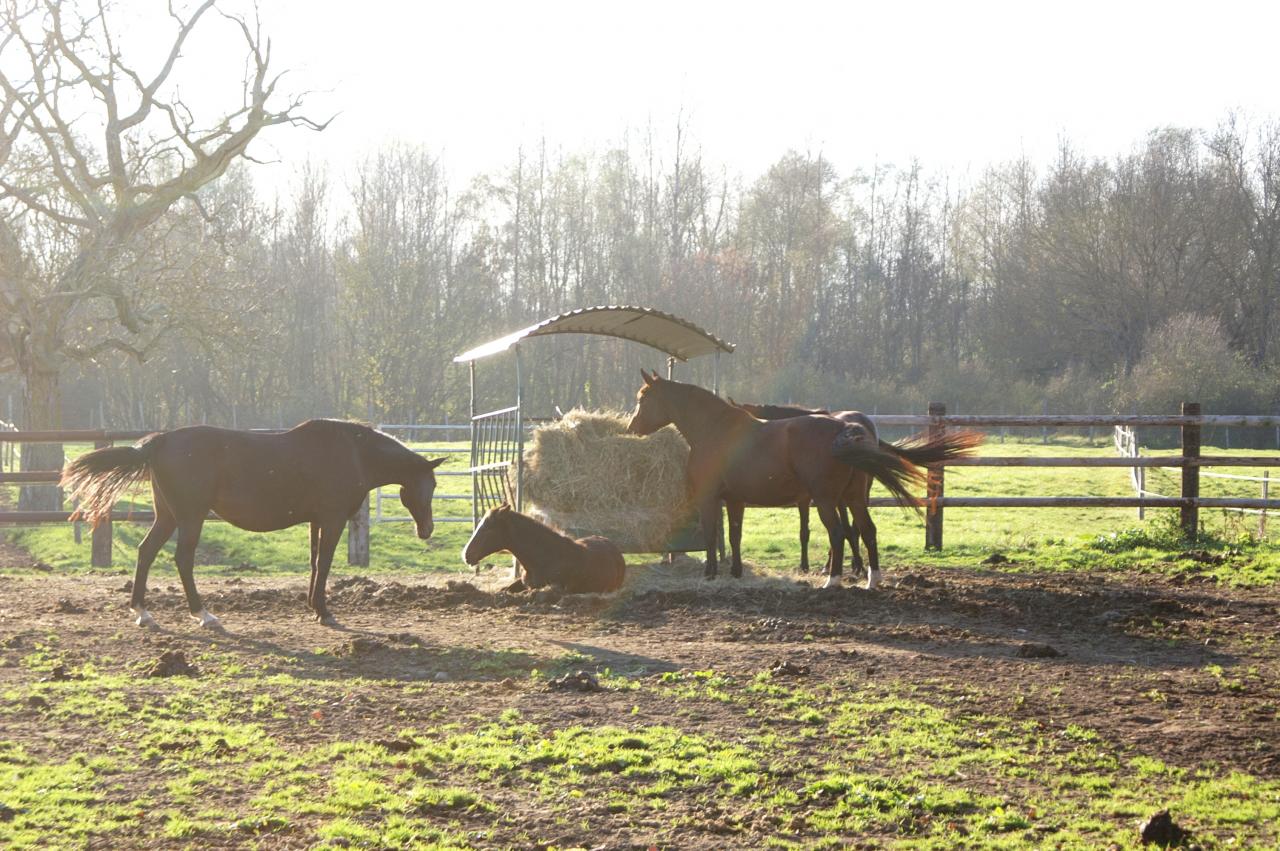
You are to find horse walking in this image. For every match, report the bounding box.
[463,503,626,594]
[61,419,445,628]
[628,372,981,588]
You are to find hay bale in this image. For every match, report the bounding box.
[520,409,691,551]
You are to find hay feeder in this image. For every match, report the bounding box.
[452,306,734,553]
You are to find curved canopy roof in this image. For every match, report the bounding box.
[453,305,735,363]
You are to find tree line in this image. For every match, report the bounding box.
[17,120,1279,432]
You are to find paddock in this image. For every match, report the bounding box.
[5,407,1280,566]
[2,407,1280,846]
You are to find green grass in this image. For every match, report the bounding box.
[5,438,1280,585]
[1,662,1277,848]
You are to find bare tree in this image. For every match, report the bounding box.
[0,0,323,505]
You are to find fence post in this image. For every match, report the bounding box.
[90,439,113,567]
[347,494,370,567]
[1260,471,1269,540]
[925,401,946,550]
[1180,402,1200,541]
[1137,466,1146,521]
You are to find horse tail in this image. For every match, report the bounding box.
[879,429,984,468]
[831,425,926,513]
[60,436,159,528]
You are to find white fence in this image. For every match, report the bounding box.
[1114,425,1273,535]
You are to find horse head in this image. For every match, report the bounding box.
[626,369,673,435]
[462,501,511,565]
[401,456,446,540]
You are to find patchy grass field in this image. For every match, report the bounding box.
[0,563,1276,849]
[1,436,1278,848]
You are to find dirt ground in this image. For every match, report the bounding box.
[0,553,1277,848]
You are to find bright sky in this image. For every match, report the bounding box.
[118,0,1280,194]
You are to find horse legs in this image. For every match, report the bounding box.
[816,501,845,590]
[130,485,176,628]
[310,521,344,626]
[848,502,881,589]
[173,515,219,629]
[843,504,866,580]
[797,499,810,573]
[307,522,320,611]
[726,500,745,579]
[823,504,856,577]
[699,500,720,580]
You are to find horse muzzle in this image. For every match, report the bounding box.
[417,522,434,540]
[625,416,651,436]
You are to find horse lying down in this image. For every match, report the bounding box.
[462,503,626,594]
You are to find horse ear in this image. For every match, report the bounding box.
[640,368,654,386]
[427,457,446,469]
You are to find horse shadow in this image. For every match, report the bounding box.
[607,562,1253,672]
[139,617,680,686]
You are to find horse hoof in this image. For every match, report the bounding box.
[133,610,157,629]
[193,609,223,630]
[315,612,339,627]
[866,571,882,591]
[821,575,842,590]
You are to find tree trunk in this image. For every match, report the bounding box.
[18,367,63,511]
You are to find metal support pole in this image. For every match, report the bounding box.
[1180,402,1201,540]
[469,360,478,528]
[666,356,676,381]
[514,346,524,513]
[713,352,721,396]
[925,402,946,550]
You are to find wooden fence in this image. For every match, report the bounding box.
[3,403,1280,564]
[871,402,1280,548]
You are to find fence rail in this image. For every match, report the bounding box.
[3,405,1280,561]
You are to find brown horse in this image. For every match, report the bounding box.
[463,503,626,594]
[732,400,876,581]
[61,419,445,628]
[628,372,981,587]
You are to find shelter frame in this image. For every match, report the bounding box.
[453,306,733,549]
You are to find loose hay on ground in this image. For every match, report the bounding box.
[520,409,691,551]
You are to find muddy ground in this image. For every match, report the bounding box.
[0,549,1277,848]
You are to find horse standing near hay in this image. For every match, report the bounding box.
[60,420,445,628]
[462,503,626,594]
[627,372,982,588]
[732,400,877,579]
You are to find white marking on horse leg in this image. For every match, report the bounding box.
[192,608,222,630]
[866,569,882,590]
[133,609,157,628]
[822,574,841,590]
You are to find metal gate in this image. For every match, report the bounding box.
[470,404,522,522]
[468,351,524,524]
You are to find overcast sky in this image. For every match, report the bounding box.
[118,0,1280,193]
